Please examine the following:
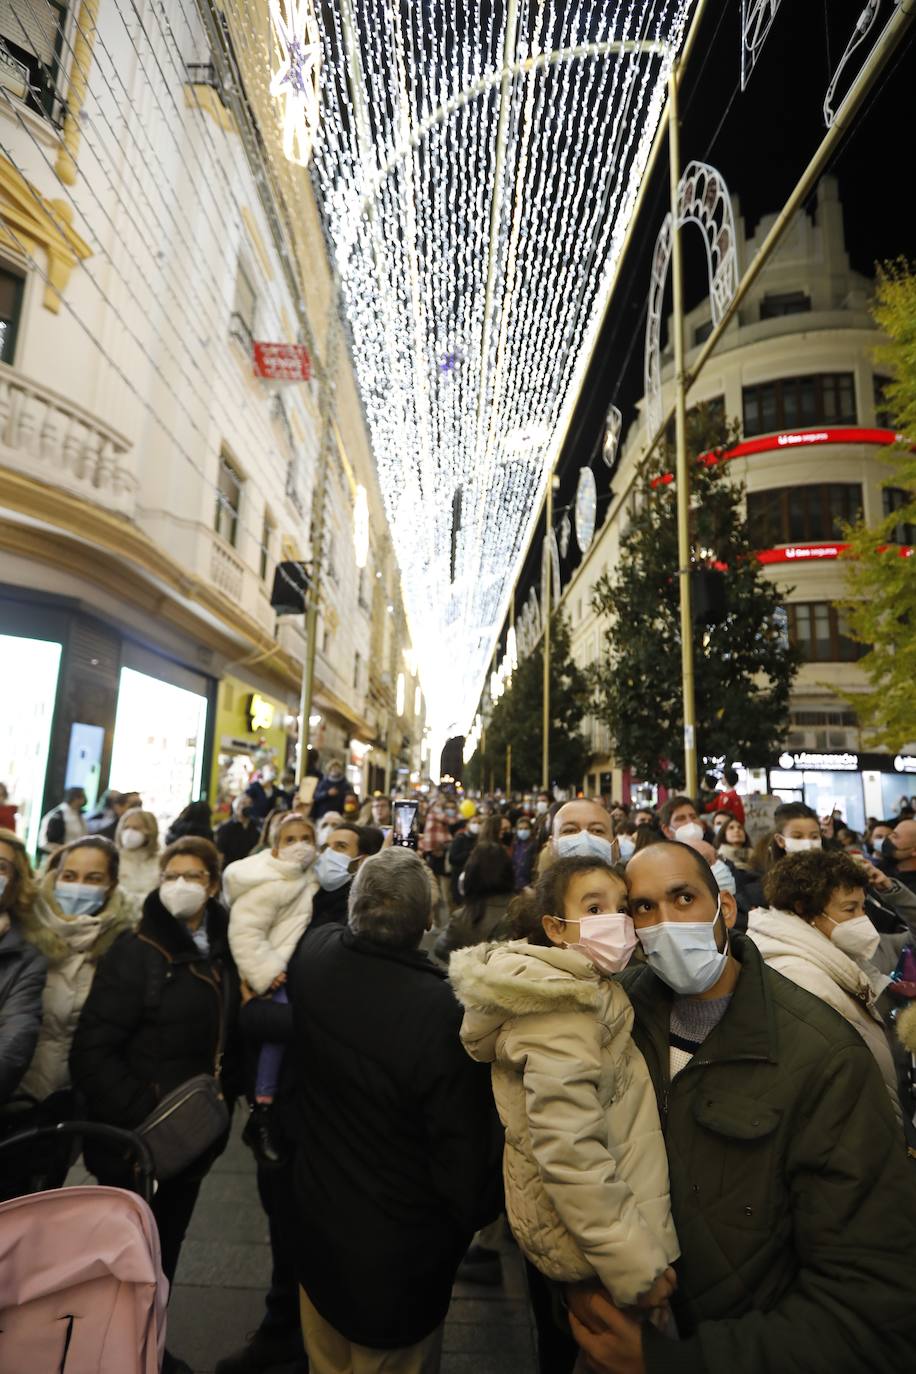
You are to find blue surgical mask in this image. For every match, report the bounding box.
[55,883,108,917]
[516,828,531,842]
[617,835,636,861]
[315,847,353,892]
[710,859,736,895]
[556,831,615,863]
[637,902,728,995]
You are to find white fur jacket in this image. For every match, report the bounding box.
[747,905,901,1123]
[449,940,679,1306]
[224,848,318,995]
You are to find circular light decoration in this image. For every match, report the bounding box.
[558,511,572,560]
[353,483,369,568]
[602,405,623,468]
[575,468,598,554]
[268,0,321,167]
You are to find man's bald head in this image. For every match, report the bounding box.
[552,799,613,842]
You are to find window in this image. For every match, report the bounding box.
[760,292,811,320]
[0,0,67,121]
[693,319,713,346]
[215,451,242,546]
[746,483,862,546]
[353,651,361,691]
[230,261,256,348]
[874,374,895,429]
[259,508,274,581]
[786,602,865,662]
[742,373,856,436]
[883,487,916,546]
[0,265,24,363]
[664,395,725,446]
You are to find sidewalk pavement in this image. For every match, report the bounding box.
[166,1115,538,1374]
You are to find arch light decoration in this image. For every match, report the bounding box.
[740,0,784,89]
[306,2,695,739]
[643,161,738,443]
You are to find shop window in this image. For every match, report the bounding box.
[883,487,915,546]
[0,0,67,123]
[259,507,274,581]
[0,265,24,363]
[215,450,243,547]
[747,483,862,546]
[760,292,811,319]
[786,602,865,662]
[230,260,256,349]
[742,373,856,437]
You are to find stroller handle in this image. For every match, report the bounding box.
[0,1121,156,1204]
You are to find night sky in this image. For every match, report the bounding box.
[503,0,915,644]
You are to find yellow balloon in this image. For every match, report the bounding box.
[459,799,477,819]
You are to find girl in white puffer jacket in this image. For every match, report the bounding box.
[224,812,317,1160]
[450,855,679,1318]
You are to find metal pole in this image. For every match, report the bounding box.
[668,64,697,798]
[542,475,553,791]
[506,743,512,796]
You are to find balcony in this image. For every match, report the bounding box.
[210,536,245,602]
[0,362,136,516]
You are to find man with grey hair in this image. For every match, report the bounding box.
[287,847,501,1374]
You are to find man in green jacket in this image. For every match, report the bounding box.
[569,840,916,1373]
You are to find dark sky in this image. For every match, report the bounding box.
[501,0,916,650]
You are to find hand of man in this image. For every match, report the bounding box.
[852,855,893,892]
[635,1266,677,1309]
[567,1288,646,1374]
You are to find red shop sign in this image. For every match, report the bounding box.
[252,341,312,383]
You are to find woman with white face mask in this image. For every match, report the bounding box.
[19,837,133,1116]
[71,835,240,1374]
[746,849,902,1124]
[114,808,161,918]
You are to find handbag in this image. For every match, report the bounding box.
[137,962,231,1181]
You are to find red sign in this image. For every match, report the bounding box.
[757,541,912,565]
[712,427,902,466]
[252,341,312,383]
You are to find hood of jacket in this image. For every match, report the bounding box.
[222,845,313,905]
[449,939,619,1063]
[137,889,230,963]
[747,905,877,1007]
[21,882,134,965]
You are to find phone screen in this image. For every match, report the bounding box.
[392,800,419,844]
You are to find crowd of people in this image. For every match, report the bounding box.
[1,763,916,1374]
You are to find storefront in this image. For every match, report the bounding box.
[210,677,295,819]
[0,631,63,853]
[765,750,916,830]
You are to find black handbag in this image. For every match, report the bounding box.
[137,963,231,1181]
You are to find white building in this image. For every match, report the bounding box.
[557,177,911,830]
[0,0,423,848]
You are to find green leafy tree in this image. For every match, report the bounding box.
[477,612,591,791]
[591,403,801,788]
[840,260,916,748]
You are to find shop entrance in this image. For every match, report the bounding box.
[0,633,62,854]
[108,667,209,836]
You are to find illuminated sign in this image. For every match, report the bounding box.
[652,428,906,490]
[248,694,275,732]
[777,751,859,772]
[894,755,916,774]
[758,543,848,565]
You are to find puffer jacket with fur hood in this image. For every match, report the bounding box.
[450,940,678,1306]
[18,883,134,1101]
[224,847,318,994]
[747,905,901,1122]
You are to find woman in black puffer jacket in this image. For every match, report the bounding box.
[71,836,240,1374]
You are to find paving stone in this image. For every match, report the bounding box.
[167,1284,269,1372]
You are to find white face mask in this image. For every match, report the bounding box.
[516,827,532,842]
[617,835,636,861]
[120,829,147,851]
[638,902,728,996]
[673,821,705,843]
[535,801,549,815]
[565,912,638,976]
[826,914,880,963]
[280,841,316,870]
[783,836,821,853]
[160,877,207,920]
[555,831,615,863]
[468,822,481,835]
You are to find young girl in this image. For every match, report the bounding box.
[225,812,318,1162]
[714,817,754,870]
[449,855,679,1316]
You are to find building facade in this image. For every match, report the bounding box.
[556,178,910,828]
[0,0,423,850]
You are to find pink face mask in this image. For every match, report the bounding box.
[565,913,638,975]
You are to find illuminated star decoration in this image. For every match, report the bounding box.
[268,0,321,167]
[307,4,695,741]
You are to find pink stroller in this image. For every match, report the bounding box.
[0,1122,168,1372]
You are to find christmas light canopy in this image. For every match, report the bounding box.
[307,2,695,736]
[269,0,321,167]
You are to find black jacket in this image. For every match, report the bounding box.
[70,892,241,1177]
[215,817,260,868]
[308,881,351,931]
[288,924,501,1348]
[0,921,48,1104]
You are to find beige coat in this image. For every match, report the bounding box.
[747,906,901,1122]
[450,941,678,1306]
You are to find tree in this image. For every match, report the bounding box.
[591,402,801,789]
[480,612,591,791]
[840,259,916,749]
